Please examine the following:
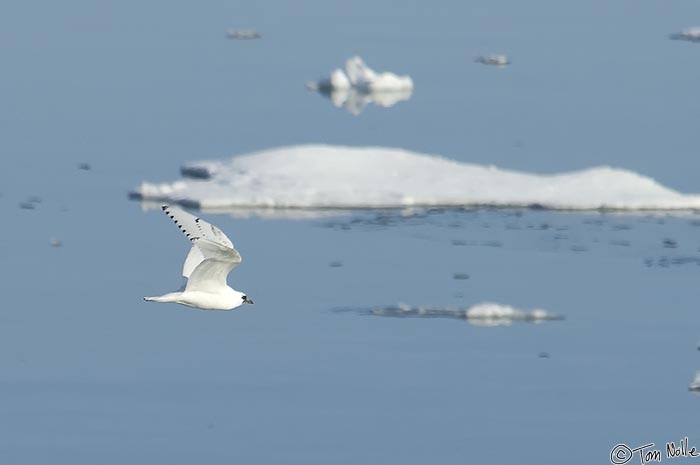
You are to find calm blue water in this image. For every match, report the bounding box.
[2,1,700,464]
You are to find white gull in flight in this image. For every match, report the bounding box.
[144,205,254,310]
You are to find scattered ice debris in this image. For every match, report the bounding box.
[663,238,678,248]
[335,302,563,327]
[452,272,470,280]
[669,28,700,42]
[19,195,43,210]
[78,162,91,171]
[645,255,700,268]
[130,144,700,214]
[475,54,510,66]
[308,57,413,115]
[611,224,632,231]
[226,29,261,40]
[690,371,700,392]
[49,238,63,248]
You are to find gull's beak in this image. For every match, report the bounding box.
[244,296,254,305]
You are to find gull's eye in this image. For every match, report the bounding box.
[242,295,247,300]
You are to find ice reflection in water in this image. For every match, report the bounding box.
[315,86,413,115]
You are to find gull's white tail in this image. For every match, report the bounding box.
[143,292,184,303]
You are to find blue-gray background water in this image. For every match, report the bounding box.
[2,1,700,463]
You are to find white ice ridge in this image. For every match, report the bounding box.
[357,302,562,327]
[130,144,700,211]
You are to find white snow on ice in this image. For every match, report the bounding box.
[131,144,700,212]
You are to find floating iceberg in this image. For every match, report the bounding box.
[307,57,413,114]
[337,302,562,327]
[475,54,510,66]
[129,144,700,213]
[669,27,700,42]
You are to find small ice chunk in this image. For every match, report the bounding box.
[689,371,700,391]
[226,29,261,40]
[475,54,510,66]
[669,27,700,42]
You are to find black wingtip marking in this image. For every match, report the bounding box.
[161,205,167,211]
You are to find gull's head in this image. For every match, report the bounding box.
[242,294,254,305]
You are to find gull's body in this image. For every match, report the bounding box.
[144,205,253,310]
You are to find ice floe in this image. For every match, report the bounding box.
[130,144,700,213]
[475,54,510,66]
[669,27,700,42]
[336,302,563,327]
[307,57,413,114]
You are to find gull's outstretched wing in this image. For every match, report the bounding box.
[185,240,241,292]
[162,205,235,248]
[161,205,242,283]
